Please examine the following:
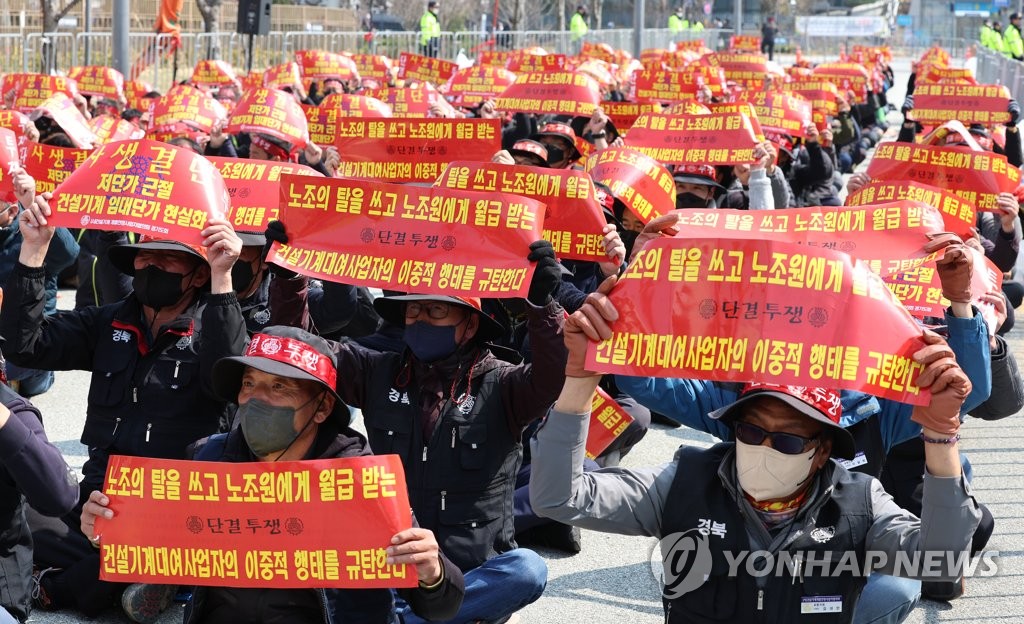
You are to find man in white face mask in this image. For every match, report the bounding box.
[529,276,983,624]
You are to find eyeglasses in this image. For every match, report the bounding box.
[734,421,819,455]
[405,301,451,320]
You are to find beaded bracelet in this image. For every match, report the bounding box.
[919,432,961,444]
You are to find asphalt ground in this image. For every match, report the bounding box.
[24,55,1024,623]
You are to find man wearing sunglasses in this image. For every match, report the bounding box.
[530,276,982,623]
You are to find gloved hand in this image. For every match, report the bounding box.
[263,220,297,278]
[911,332,971,435]
[901,94,914,117]
[924,233,972,303]
[526,240,561,306]
[905,71,916,97]
[1007,99,1021,127]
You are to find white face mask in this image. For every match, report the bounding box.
[735,439,817,502]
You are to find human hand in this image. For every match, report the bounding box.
[564,275,618,377]
[598,223,625,278]
[80,490,113,546]
[387,528,443,586]
[996,192,1019,233]
[628,211,681,263]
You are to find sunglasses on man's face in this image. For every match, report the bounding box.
[734,421,820,455]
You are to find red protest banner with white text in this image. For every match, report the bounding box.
[865,142,1020,212]
[586,388,634,460]
[912,84,1011,126]
[48,139,229,245]
[585,237,930,405]
[94,454,416,589]
[270,175,543,297]
[626,112,760,165]
[602,102,661,136]
[667,203,944,276]
[434,161,607,263]
[739,91,812,138]
[584,147,676,224]
[332,118,500,183]
[22,142,92,194]
[884,247,1002,322]
[397,52,457,85]
[361,88,436,117]
[846,181,976,241]
[208,157,322,232]
[494,72,600,117]
[351,54,393,80]
[67,66,125,100]
[227,88,309,149]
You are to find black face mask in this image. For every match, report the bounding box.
[546,145,566,166]
[232,260,259,296]
[132,265,191,310]
[676,192,711,209]
[620,229,640,259]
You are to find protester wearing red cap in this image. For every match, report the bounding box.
[2,168,247,622]
[532,122,582,169]
[81,326,467,624]
[530,276,983,624]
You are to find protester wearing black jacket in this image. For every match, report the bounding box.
[0,384,78,623]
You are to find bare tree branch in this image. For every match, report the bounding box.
[54,0,84,23]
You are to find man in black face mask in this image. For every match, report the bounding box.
[81,325,467,624]
[0,183,247,622]
[669,163,725,209]
[313,240,566,623]
[532,122,583,169]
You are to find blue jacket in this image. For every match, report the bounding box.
[617,308,991,452]
[0,216,79,315]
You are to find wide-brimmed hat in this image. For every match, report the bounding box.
[236,231,267,247]
[374,294,506,341]
[709,383,856,459]
[212,326,347,421]
[107,236,208,276]
[532,122,583,162]
[671,163,726,190]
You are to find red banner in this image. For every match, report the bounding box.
[923,66,977,85]
[703,102,766,141]
[148,84,228,135]
[505,54,565,73]
[866,142,1020,212]
[397,52,457,85]
[0,110,32,159]
[33,93,97,149]
[780,80,839,117]
[269,175,543,297]
[5,73,80,113]
[95,454,415,589]
[912,84,1010,126]
[811,62,870,100]
[626,112,760,165]
[22,142,92,194]
[227,88,309,150]
[494,72,600,117]
[667,203,944,276]
[478,50,513,66]
[885,247,1001,321]
[90,115,144,145]
[629,70,704,103]
[302,105,338,146]
[444,66,517,105]
[126,80,156,111]
[586,388,635,460]
[350,54,393,80]
[729,36,762,52]
[295,50,360,82]
[434,161,608,263]
[602,102,661,136]
[846,181,976,241]
[48,139,229,244]
[190,59,240,88]
[739,91,812,138]
[0,128,20,198]
[332,118,500,183]
[584,147,676,225]
[262,62,302,91]
[703,52,767,89]
[208,157,322,232]
[361,88,436,117]
[585,237,930,405]
[67,66,125,100]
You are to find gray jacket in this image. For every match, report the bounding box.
[530,408,982,579]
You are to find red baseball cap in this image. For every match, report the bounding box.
[709,383,856,459]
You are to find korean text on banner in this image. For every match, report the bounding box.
[846,181,977,241]
[270,175,544,298]
[912,84,1011,126]
[95,454,416,589]
[22,142,92,194]
[626,112,761,165]
[584,237,930,405]
[584,147,676,225]
[48,139,230,245]
[208,157,322,232]
[494,72,601,117]
[586,388,635,460]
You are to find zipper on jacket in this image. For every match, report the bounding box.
[112,417,122,437]
[757,589,764,610]
[792,554,803,586]
[440,490,446,511]
[664,602,671,623]
[145,423,152,443]
[422,446,428,462]
[450,426,456,449]
[173,361,180,379]
[132,387,138,403]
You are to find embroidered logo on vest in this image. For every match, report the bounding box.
[456,393,475,414]
[388,388,411,404]
[810,526,836,543]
